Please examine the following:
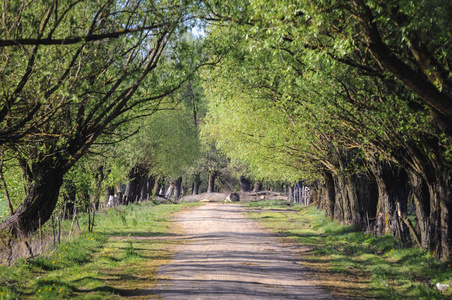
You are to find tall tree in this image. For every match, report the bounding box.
[0,0,206,238]
[201,3,452,259]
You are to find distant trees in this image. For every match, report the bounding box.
[202,0,452,260]
[103,100,203,203]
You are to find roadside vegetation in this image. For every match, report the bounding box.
[0,201,199,299]
[1,1,452,294]
[245,200,452,300]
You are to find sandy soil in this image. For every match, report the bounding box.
[149,203,336,299]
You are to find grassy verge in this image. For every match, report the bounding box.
[0,201,200,299]
[245,199,452,300]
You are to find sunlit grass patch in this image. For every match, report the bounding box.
[245,200,452,299]
[0,201,200,299]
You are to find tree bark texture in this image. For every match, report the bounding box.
[0,168,64,238]
[369,160,410,242]
[424,168,452,260]
[333,176,346,224]
[323,171,336,218]
[288,184,294,203]
[407,171,431,250]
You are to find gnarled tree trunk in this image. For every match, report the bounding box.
[408,171,431,250]
[369,160,410,242]
[0,167,64,238]
[424,167,451,260]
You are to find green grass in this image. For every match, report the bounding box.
[245,200,452,299]
[0,201,200,299]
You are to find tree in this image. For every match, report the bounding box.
[96,90,203,204]
[201,2,452,259]
[0,0,206,238]
[204,0,452,138]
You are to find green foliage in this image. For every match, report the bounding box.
[0,158,26,219]
[96,100,202,189]
[0,0,211,234]
[200,0,451,183]
[124,242,139,258]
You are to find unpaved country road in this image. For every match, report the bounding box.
[150,203,335,299]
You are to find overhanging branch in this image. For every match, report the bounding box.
[0,24,169,47]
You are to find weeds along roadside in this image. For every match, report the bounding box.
[0,201,200,299]
[245,199,452,300]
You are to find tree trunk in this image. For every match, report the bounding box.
[336,176,352,224]
[134,173,143,202]
[165,184,174,199]
[345,176,361,227]
[207,172,216,193]
[294,181,302,204]
[370,160,410,241]
[174,176,182,202]
[323,171,336,218]
[239,176,251,193]
[104,186,114,207]
[333,176,345,223]
[123,182,132,205]
[288,184,294,203]
[0,168,64,238]
[62,179,76,220]
[92,165,104,211]
[139,176,149,201]
[146,177,154,200]
[192,173,201,195]
[354,173,379,232]
[153,177,164,196]
[123,167,138,204]
[253,181,262,192]
[424,168,452,260]
[407,171,430,250]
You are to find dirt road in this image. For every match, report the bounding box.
[150,203,335,299]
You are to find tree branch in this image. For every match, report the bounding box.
[0,23,169,47]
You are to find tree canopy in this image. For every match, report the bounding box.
[0,0,208,237]
[200,0,452,260]
[1,0,452,261]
